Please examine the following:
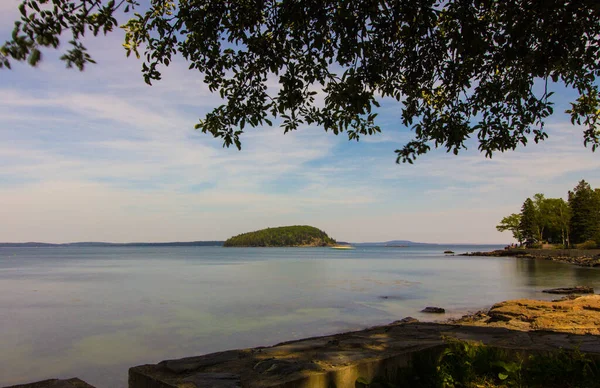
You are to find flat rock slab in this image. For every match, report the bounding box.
[4,378,95,388]
[542,286,594,294]
[454,295,600,335]
[130,312,600,388]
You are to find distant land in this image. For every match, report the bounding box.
[0,239,503,248]
[224,225,336,247]
[0,241,224,248]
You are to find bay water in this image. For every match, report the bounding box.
[1,245,600,387]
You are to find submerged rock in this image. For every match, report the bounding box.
[421,306,445,313]
[542,286,594,294]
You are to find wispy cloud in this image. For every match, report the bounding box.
[1,20,598,244]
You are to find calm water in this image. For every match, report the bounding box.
[1,245,600,387]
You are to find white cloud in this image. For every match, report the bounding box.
[2,22,599,244]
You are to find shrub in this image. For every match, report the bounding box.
[576,240,598,250]
[356,339,600,388]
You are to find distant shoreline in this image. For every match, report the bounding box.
[461,248,600,267]
[0,241,505,249]
[0,241,225,248]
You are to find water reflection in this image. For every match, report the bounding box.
[514,258,600,291]
[3,245,600,388]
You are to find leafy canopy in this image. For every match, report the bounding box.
[2,0,600,162]
[495,213,522,244]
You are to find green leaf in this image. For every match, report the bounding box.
[28,48,41,66]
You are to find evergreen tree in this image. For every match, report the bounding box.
[519,198,538,246]
[568,180,600,244]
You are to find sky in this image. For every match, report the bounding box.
[1,4,599,244]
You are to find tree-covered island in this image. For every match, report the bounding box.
[223,225,336,247]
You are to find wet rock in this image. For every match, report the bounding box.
[5,378,95,388]
[182,373,240,388]
[159,350,244,373]
[394,317,419,324]
[444,250,455,254]
[421,307,445,313]
[542,286,594,295]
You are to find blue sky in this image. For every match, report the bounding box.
[1,3,599,244]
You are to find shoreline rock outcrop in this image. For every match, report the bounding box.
[460,249,600,267]
[12,295,600,388]
[448,295,600,335]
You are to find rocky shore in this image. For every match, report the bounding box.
[447,294,600,335]
[13,294,600,388]
[461,248,600,267]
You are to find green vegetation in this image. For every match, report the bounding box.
[3,1,600,162]
[223,225,336,247]
[356,339,600,387]
[496,214,523,246]
[497,180,599,248]
[569,180,600,246]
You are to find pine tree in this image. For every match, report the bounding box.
[568,180,600,244]
[519,198,538,247]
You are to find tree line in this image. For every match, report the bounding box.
[497,180,600,249]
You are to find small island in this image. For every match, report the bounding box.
[223,225,336,247]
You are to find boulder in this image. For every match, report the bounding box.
[421,307,445,313]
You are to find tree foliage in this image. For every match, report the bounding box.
[519,198,538,246]
[543,197,571,246]
[223,225,336,247]
[568,180,600,244]
[2,0,600,162]
[500,180,600,247]
[495,213,522,244]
